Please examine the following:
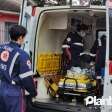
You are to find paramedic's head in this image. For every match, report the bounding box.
[101,34,106,46]
[9,25,27,45]
[76,24,88,37]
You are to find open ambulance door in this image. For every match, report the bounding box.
[19,0,37,72]
[102,0,112,112]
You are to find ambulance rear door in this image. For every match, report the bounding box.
[19,0,38,72]
[101,0,112,112]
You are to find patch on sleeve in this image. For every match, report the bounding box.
[0,50,9,62]
[27,60,32,69]
[67,37,71,42]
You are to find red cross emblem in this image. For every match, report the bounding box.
[0,50,9,62]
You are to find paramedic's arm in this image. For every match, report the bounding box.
[90,39,98,61]
[19,53,37,97]
[65,48,71,61]
[62,33,72,61]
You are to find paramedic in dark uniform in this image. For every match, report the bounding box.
[90,34,106,97]
[62,24,88,71]
[0,25,37,112]
[90,35,106,78]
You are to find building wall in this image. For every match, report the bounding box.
[0,12,19,44]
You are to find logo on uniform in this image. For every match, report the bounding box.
[0,50,9,62]
[67,37,71,42]
[27,60,31,69]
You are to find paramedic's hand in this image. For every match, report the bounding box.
[90,61,95,66]
[32,97,37,103]
[96,76,102,80]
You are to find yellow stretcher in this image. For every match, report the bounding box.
[58,74,96,97]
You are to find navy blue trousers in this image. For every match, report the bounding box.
[0,81,25,112]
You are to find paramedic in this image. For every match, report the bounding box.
[90,35,106,97]
[90,35,106,78]
[62,24,88,71]
[0,25,37,112]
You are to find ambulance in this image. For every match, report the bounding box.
[20,0,112,112]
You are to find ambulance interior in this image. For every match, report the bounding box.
[35,9,106,103]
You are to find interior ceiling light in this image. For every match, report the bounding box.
[71,0,91,6]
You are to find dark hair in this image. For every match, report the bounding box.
[101,35,106,39]
[9,25,27,41]
[76,24,88,32]
[101,35,106,45]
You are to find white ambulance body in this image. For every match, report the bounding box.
[20,0,112,111]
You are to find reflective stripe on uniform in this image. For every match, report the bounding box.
[80,52,96,57]
[89,53,96,57]
[80,52,86,56]
[62,45,70,48]
[9,52,19,77]
[19,71,33,79]
[73,42,83,46]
